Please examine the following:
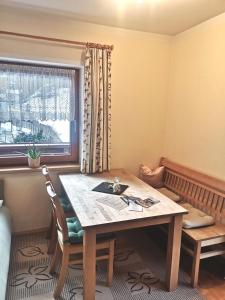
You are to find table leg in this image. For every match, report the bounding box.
[83,228,96,300]
[166,215,183,291]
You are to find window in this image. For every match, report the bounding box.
[0,61,79,166]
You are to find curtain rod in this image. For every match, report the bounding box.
[0,30,114,50]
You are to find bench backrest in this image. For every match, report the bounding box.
[160,158,225,224]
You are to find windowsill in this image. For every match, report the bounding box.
[0,163,80,174]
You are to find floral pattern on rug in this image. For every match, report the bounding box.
[69,286,103,299]
[10,265,52,289]
[113,248,143,267]
[6,232,204,300]
[68,285,113,300]
[126,271,160,294]
[18,246,45,257]
[114,249,135,262]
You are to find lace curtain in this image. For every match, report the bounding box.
[0,62,76,123]
[81,47,112,174]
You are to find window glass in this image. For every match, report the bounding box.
[0,61,79,165]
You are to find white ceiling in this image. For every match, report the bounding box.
[1,0,225,35]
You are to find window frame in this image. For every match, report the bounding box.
[0,60,80,166]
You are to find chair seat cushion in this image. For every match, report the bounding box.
[66,217,84,243]
[60,196,73,213]
[181,203,215,229]
[157,187,181,202]
[66,217,114,244]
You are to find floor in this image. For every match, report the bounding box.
[194,258,225,300]
[148,227,225,300]
[6,229,205,300]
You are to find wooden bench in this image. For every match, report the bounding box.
[160,158,225,287]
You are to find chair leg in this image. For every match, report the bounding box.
[47,212,57,255]
[53,247,69,299]
[191,241,201,288]
[50,242,60,274]
[107,240,115,287]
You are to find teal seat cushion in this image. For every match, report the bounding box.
[66,217,84,244]
[59,196,73,213]
[66,217,114,244]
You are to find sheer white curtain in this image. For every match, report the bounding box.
[81,46,112,174]
[0,62,76,123]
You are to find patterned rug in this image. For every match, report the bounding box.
[6,230,204,300]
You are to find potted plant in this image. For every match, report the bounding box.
[27,144,41,168]
[14,130,45,168]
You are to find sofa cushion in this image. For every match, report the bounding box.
[157,187,181,202]
[0,206,11,300]
[181,203,215,229]
[139,165,164,188]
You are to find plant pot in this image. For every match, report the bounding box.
[28,157,41,168]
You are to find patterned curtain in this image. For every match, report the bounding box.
[81,46,112,174]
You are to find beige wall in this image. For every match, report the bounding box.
[2,7,225,233]
[164,13,225,181]
[0,7,171,232]
[0,169,67,233]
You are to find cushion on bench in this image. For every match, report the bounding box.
[139,164,164,188]
[183,223,225,241]
[181,203,215,229]
[157,187,181,202]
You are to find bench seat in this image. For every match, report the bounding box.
[183,223,225,242]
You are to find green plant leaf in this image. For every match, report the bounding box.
[27,145,41,159]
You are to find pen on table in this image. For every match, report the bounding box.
[120,196,129,205]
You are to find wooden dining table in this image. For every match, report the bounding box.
[59,169,187,300]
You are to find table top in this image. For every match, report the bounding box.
[59,169,187,228]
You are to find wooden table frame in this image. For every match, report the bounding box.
[59,169,186,300]
[83,215,183,299]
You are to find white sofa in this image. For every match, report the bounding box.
[0,206,11,299]
[0,181,11,300]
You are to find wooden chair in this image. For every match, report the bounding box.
[42,165,75,254]
[45,181,115,299]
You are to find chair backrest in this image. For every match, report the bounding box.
[46,181,69,243]
[42,165,51,182]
